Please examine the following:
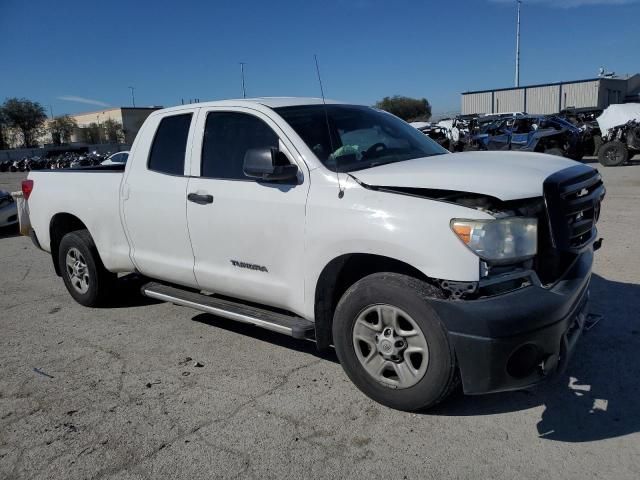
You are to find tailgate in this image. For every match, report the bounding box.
[11,190,31,236]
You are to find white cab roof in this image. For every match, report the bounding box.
[156,97,346,115]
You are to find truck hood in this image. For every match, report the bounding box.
[350,151,580,201]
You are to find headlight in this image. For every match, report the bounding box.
[451,217,537,263]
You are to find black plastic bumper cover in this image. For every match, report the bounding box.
[430,249,593,395]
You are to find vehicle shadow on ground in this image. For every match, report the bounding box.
[101,274,163,309]
[189,274,638,443]
[191,312,339,363]
[0,224,20,239]
[430,273,640,443]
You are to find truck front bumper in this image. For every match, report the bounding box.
[431,249,593,395]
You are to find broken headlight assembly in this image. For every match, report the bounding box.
[451,217,537,264]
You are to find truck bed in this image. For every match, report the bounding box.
[26,168,134,273]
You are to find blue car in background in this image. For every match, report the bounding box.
[468,115,585,160]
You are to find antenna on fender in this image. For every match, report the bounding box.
[314,54,344,199]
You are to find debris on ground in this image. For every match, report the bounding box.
[178,356,193,366]
[145,380,162,388]
[33,367,54,378]
[193,361,204,368]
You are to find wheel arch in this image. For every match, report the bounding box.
[49,213,92,276]
[313,253,441,351]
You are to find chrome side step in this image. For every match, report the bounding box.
[141,282,315,340]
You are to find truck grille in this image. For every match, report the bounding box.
[536,165,605,284]
[544,165,605,252]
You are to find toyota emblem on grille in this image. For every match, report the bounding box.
[577,188,589,198]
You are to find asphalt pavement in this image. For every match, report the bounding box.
[1,159,639,479]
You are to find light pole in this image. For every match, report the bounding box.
[515,0,522,87]
[239,62,247,98]
[97,114,102,144]
[128,86,136,107]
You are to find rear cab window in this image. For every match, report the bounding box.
[148,113,193,175]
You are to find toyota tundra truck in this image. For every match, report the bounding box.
[20,98,605,411]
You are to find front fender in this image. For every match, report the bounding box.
[303,171,490,320]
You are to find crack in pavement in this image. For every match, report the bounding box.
[88,358,324,480]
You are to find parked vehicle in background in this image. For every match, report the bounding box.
[559,107,603,157]
[0,190,18,228]
[411,119,471,153]
[596,104,640,166]
[411,122,451,150]
[20,98,604,411]
[465,114,584,159]
[101,151,130,166]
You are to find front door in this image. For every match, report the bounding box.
[185,107,309,314]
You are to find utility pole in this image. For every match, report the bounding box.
[239,62,247,98]
[515,0,522,87]
[128,86,136,107]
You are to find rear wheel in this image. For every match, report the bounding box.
[58,230,116,306]
[332,273,458,411]
[598,140,628,167]
[592,134,602,156]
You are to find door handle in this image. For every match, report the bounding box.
[187,193,214,205]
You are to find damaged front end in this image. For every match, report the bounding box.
[353,163,605,301]
[379,166,603,394]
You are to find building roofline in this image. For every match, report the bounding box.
[462,77,631,95]
[70,106,162,116]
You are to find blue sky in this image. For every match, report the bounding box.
[1,0,638,116]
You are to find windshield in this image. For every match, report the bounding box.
[275,105,448,172]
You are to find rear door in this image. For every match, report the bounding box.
[185,107,309,313]
[121,110,199,287]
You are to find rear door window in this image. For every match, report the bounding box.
[148,113,192,175]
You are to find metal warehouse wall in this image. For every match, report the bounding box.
[462,92,492,115]
[525,85,559,114]
[561,81,599,111]
[598,78,628,109]
[462,76,639,115]
[494,89,525,113]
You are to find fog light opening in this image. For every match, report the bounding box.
[507,344,542,379]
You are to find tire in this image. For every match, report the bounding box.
[598,140,628,167]
[332,273,458,412]
[592,135,602,156]
[544,147,565,157]
[58,230,116,307]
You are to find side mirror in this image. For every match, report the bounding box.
[243,147,299,182]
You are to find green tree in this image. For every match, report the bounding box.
[102,118,125,143]
[1,97,47,147]
[83,123,102,144]
[0,108,8,150]
[49,115,78,145]
[374,96,432,122]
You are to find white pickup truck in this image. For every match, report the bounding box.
[22,98,605,411]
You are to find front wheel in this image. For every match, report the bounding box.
[332,273,458,411]
[58,230,116,306]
